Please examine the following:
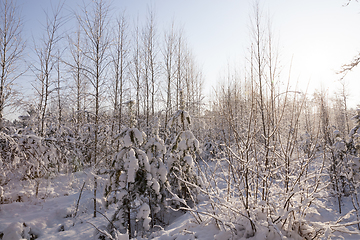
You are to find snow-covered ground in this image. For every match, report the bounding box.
[0,170,216,239]
[1,168,360,239]
[0,172,108,239]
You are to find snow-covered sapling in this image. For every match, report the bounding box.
[104,100,153,238]
[349,109,360,156]
[166,89,200,202]
[143,116,167,225]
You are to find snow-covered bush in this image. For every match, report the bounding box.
[202,139,226,160]
[13,134,57,198]
[70,122,113,170]
[0,133,22,188]
[1,222,39,240]
[44,124,77,173]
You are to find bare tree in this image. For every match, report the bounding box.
[339,79,350,135]
[142,7,158,129]
[55,49,63,128]
[77,0,111,218]
[111,12,129,138]
[162,22,177,128]
[32,2,64,136]
[182,49,203,117]
[175,30,185,110]
[0,0,25,129]
[77,0,111,165]
[130,16,142,126]
[66,24,87,130]
[343,0,358,6]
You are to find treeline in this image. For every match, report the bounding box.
[0,0,203,139]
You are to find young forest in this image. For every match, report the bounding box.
[0,0,360,239]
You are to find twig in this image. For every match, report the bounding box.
[96,210,117,230]
[73,181,86,218]
[87,221,114,240]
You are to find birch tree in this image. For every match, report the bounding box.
[66,24,87,130]
[32,2,64,136]
[130,17,142,126]
[77,0,110,165]
[162,23,177,128]
[111,12,129,140]
[0,0,25,130]
[142,8,158,130]
[77,0,111,218]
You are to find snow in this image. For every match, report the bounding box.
[0,172,108,239]
[124,149,138,183]
[123,133,132,148]
[0,165,359,240]
[151,179,160,194]
[132,128,144,145]
[137,203,151,231]
[116,189,128,200]
[137,149,150,172]
[116,232,129,240]
[2,222,25,240]
[178,140,187,151]
[158,165,167,183]
[184,155,193,167]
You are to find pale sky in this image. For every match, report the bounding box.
[17,0,360,111]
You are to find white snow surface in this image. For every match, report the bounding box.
[0,172,111,240]
[1,167,360,239]
[137,203,151,231]
[184,155,193,167]
[124,149,138,183]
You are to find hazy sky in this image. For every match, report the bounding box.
[17,0,360,108]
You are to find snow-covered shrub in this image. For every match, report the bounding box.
[300,132,313,157]
[349,109,360,149]
[0,132,22,187]
[15,135,52,180]
[17,135,47,198]
[78,124,97,166]
[44,124,77,173]
[1,222,39,240]
[74,122,113,169]
[16,105,40,135]
[202,140,226,160]
[182,90,351,240]
[186,137,340,239]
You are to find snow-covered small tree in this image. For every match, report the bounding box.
[349,109,360,155]
[104,100,153,239]
[327,129,349,213]
[347,109,360,182]
[166,89,200,202]
[143,116,167,225]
